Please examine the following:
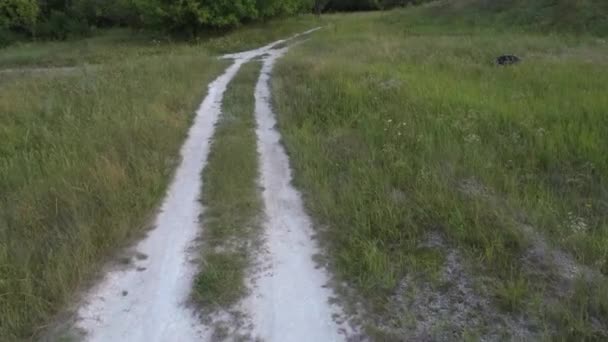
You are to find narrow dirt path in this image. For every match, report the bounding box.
[242,47,350,341]
[73,52,243,342]
[69,29,347,342]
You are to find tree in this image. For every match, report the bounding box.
[135,0,312,33]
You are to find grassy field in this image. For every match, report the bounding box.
[0,17,321,339]
[273,8,608,340]
[0,16,320,69]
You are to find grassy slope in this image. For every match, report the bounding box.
[429,0,608,36]
[0,16,322,339]
[273,9,608,340]
[194,62,262,311]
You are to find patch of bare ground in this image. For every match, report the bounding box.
[459,177,604,285]
[366,231,536,341]
[199,305,255,342]
[521,224,600,286]
[459,178,608,337]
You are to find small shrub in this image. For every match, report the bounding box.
[0,0,39,35]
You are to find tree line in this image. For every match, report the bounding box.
[0,0,421,46]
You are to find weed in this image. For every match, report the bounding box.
[194,62,262,310]
[194,252,247,307]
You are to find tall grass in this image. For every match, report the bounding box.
[425,0,608,36]
[0,53,226,339]
[273,10,608,339]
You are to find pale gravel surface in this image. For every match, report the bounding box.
[242,46,350,342]
[69,28,349,342]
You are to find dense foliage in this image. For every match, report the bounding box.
[0,0,39,45]
[0,0,430,46]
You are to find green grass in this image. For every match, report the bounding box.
[0,15,322,69]
[422,0,608,36]
[194,62,262,310]
[273,9,608,339]
[195,253,247,308]
[0,45,229,339]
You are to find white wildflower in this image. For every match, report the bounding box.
[567,212,589,233]
[536,127,546,137]
[464,133,481,144]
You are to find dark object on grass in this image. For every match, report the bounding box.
[496,55,521,66]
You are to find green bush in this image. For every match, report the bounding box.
[0,0,39,35]
[149,0,312,33]
[70,0,140,27]
[1,0,314,43]
[163,0,259,31]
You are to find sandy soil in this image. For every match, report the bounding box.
[242,46,350,341]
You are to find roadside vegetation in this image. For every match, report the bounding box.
[273,6,608,340]
[194,62,262,311]
[0,50,228,339]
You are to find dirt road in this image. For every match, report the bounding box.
[71,29,349,342]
